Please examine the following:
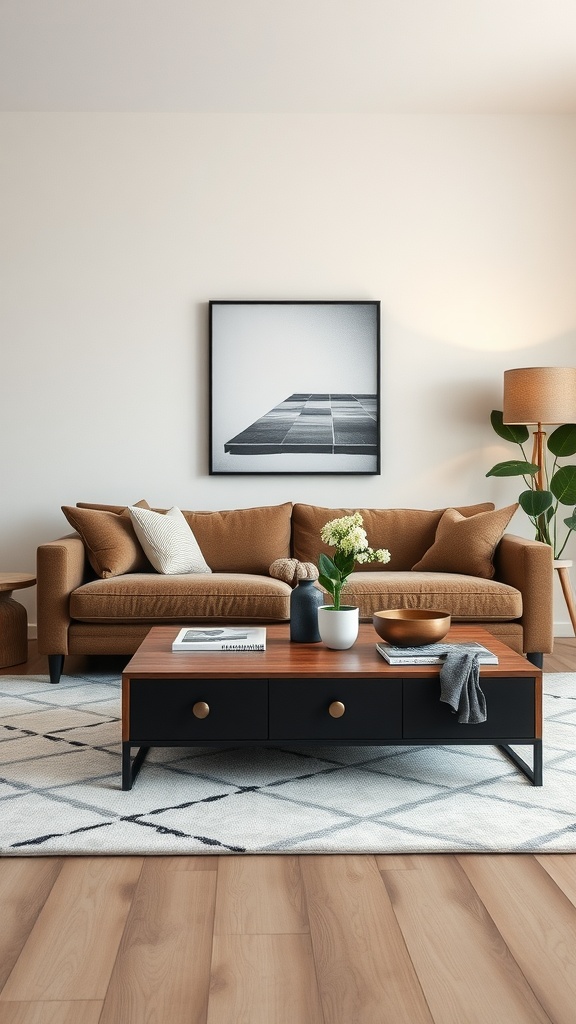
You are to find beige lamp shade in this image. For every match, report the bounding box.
[503,366,576,425]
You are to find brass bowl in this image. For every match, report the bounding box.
[372,609,451,647]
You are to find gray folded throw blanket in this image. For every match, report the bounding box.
[438,648,487,724]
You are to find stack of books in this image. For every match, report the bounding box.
[172,627,266,652]
[376,641,498,665]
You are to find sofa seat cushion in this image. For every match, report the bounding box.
[69,573,291,623]
[338,572,522,621]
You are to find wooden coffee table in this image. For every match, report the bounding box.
[121,623,542,790]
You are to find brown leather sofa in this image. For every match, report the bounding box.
[37,500,554,682]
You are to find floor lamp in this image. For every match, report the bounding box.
[503,366,576,636]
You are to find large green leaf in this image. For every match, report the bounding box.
[486,460,539,478]
[547,423,576,457]
[318,553,340,581]
[550,465,576,505]
[518,489,553,516]
[563,510,576,532]
[490,410,530,444]
[317,573,336,596]
[333,550,356,576]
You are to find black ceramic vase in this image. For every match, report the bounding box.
[290,579,324,643]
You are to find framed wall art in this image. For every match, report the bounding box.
[209,300,380,475]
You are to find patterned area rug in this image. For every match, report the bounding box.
[1,672,575,855]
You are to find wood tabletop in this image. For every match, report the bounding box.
[0,573,36,593]
[123,623,539,680]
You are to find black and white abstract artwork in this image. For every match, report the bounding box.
[209,301,380,475]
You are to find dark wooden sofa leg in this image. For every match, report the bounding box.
[527,652,543,669]
[49,654,65,684]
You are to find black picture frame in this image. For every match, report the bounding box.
[209,300,381,475]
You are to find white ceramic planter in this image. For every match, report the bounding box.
[317,605,359,650]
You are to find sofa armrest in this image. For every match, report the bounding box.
[37,534,88,655]
[493,533,554,654]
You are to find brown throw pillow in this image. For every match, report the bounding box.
[411,504,518,579]
[62,500,151,578]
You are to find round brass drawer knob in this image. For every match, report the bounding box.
[192,701,210,719]
[328,700,345,718]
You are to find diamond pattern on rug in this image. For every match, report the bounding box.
[0,671,575,855]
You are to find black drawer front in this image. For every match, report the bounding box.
[130,678,268,741]
[403,677,536,739]
[269,678,402,740]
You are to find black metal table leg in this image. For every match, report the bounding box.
[122,742,150,790]
[533,738,543,786]
[498,740,542,786]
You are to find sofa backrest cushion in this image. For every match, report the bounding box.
[182,502,293,574]
[411,503,519,579]
[62,500,152,578]
[77,501,293,575]
[291,502,495,571]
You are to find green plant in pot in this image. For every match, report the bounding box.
[486,411,576,559]
[318,513,390,608]
[316,513,391,650]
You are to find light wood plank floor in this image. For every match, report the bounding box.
[0,639,575,1024]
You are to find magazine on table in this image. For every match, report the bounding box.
[172,627,266,652]
[376,641,498,665]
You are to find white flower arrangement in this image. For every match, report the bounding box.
[318,512,390,610]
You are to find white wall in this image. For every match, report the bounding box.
[1,113,576,631]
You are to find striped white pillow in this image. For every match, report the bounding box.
[128,505,212,575]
